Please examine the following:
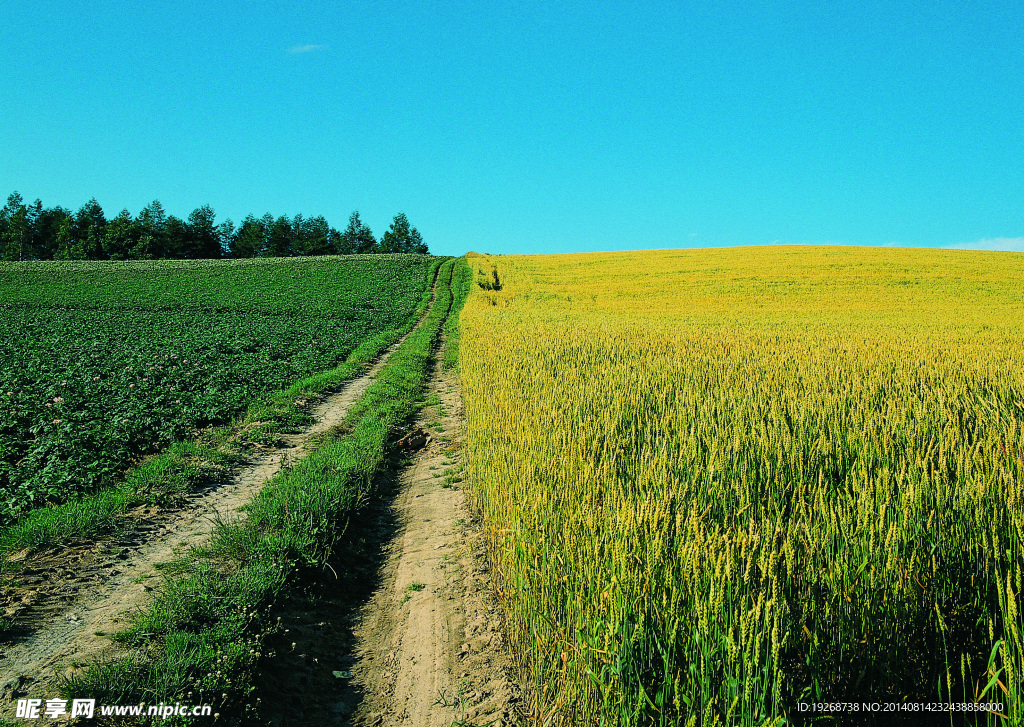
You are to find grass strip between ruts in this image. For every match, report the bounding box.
[55,258,461,724]
[0,259,443,564]
[441,256,472,371]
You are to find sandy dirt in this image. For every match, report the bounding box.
[0,335,407,712]
[252,359,523,727]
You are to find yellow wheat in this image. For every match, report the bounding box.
[460,247,1024,725]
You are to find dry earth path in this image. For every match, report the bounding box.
[346,362,522,727]
[252,356,524,727]
[0,332,411,713]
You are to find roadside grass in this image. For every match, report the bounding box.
[0,259,442,572]
[58,258,464,724]
[442,256,472,371]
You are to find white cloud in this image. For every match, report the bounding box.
[288,44,326,54]
[944,237,1024,252]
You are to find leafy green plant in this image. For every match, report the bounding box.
[0,255,438,527]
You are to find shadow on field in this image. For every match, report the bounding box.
[249,450,411,727]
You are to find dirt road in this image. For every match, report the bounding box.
[347,361,521,727]
[252,358,523,727]
[2,289,525,726]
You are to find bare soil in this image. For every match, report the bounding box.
[0,339,404,711]
[252,360,523,727]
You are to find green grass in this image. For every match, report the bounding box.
[55,258,466,724]
[404,582,427,603]
[442,257,472,371]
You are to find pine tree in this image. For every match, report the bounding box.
[32,205,71,260]
[164,215,187,258]
[73,198,107,259]
[186,205,220,259]
[380,213,427,254]
[231,215,267,258]
[295,215,332,256]
[137,201,168,258]
[266,214,293,257]
[340,211,377,254]
[217,219,235,258]
[408,226,427,254]
[102,209,138,260]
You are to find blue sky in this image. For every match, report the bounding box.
[1,0,1021,256]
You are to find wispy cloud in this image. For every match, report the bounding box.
[288,44,326,55]
[944,237,1024,252]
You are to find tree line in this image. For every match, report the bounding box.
[0,192,428,261]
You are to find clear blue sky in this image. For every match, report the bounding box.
[2,1,1021,256]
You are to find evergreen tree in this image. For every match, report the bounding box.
[266,214,293,257]
[129,232,156,260]
[23,199,44,260]
[164,215,187,258]
[0,192,394,260]
[137,201,168,257]
[32,205,71,260]
[408,226,428,254]
[327,226,342,255]
[381,212,426,254]
[230,214,267,258]
[186,204,220,259]
[217,218,235,258]
[291,213,305,254]
[72,198,107,259]
[294,214,332,256]
[54,215,85,260]
[340,211,377,254]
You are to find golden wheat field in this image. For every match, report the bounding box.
[458,247,1024,725]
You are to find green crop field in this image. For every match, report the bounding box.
[0,255,437,526]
